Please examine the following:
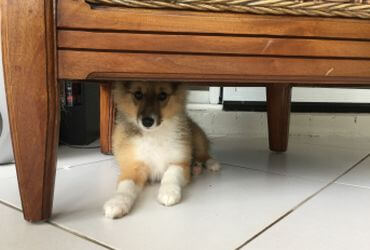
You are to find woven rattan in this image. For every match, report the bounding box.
[86,0,370,19]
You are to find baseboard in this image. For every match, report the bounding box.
[223,101,370,113]
[188,109,370,138]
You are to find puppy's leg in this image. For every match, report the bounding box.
[205,158,221,172]
[104,162,149,219]
[158,163,190,206]
[191,120,221,172]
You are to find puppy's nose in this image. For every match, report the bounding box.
[142,117,154,128]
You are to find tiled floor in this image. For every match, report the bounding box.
[0,135,369,250]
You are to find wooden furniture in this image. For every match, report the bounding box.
[2,0,370,222]
[100,83,115,154]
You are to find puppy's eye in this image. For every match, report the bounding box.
[158,92,168,101]
[134,91,143,100]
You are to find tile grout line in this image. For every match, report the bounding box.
[334,182,370,191]
[0,200,117,250]
[220,161,329,184]
[0,158,114,181]
[58,157,115,170]
[211,136,370,153]
[288,139,370,152]
[0,199,21,212]
[220,161,287,177]
[235,153,370,250]
[47,221,118,250]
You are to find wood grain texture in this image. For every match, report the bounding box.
[58,0,370,39]
[58,30,370,58]
[1,0,59,222]
[100,83,114,155]
[266,85,292,152]
[58,50,370,84]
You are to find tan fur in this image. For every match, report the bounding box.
[105,81,217,218]
[177,162,191,185]
[112,81,209,184]
[115,145,150,187]
[190,119,211,163]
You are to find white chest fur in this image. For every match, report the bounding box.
[132,118,189,182]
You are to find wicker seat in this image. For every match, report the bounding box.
[87,0,370,19]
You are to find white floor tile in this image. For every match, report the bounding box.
[211,136,368,182]
[0,178,20,208]
[48,162,323,250]
[0,163,16,179]
[0,160,325,250]
[242,184,370,250]
[0,135,368,250]
[336,155,370,189]
[57,144,113,170]
[0,144,113,180]
[290,135,370,151]
[0,203,106,250]
[0,159,118,209]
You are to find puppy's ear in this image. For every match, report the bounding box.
[171,82,184,93]
[123,81,132,91]
[112,82,130,102]
[171,82,187,105]
[113,81,131,93]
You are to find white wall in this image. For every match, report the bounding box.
[224,87,370,103]
[187,87,221,104]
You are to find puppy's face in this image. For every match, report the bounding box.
[114,82,186,130]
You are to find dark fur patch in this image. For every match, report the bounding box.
[115,111,142,137]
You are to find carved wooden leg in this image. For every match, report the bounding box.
[100,83,114,155]
[266,85,292,152]
[2,1,59,221]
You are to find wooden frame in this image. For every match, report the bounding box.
[57,0,370,39]
[2,0,370,221]
[2,0,59,221]
[99,83,114,154]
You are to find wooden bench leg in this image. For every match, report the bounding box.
[2,0,59,221]
[100,83,114,155]
[266,85,292,152]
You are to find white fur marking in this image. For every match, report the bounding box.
[161,165,186,186]
[133,117,188,182]
[206,158,221,171]
[158,165,185,206]
[158,184,181,206]
[104,180,140,219]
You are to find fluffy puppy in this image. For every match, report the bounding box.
[104,81,220,219]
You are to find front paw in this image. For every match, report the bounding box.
[206,158,221,172]
[158,184,181,206]
[103,195,132,219]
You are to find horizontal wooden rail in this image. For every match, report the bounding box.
[58,30,370,59]
[58,50,370,84]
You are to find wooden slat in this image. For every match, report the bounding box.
[58,30,370,58]
[58,50,370,84]
[57,0,370,40]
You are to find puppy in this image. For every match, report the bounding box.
[104,81,220,219]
